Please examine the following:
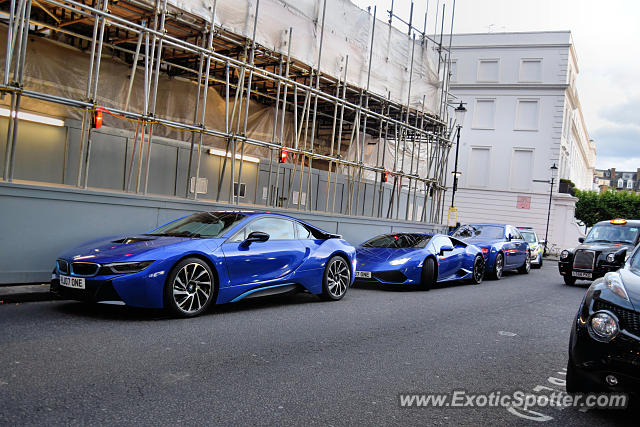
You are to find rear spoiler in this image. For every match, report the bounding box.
[301,221,342,240]
[323,232,342,239]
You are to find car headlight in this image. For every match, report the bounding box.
[604,272,630,301]
[390,257,410,266]
[102,261,154,274]
[606,253,615,263]
[589,311,619,342]
[560,250,570,259]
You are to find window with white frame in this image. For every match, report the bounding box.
[627,180,634,190]
[467,147,491,187]
[477,59,499,82]
[618,178,624,188]
[509,149,534,190]
[472,99,496,129]
[519,59,542,82]
[449,60,457,82]
[515,99,539,131]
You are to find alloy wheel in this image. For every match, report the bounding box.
[473,257,485,283]
[327,258,349,298]
[495,254,503,279]
[172,262,212,314]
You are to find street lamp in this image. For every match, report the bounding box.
[533,163,558,254]
[451,102,467,208]
[544,163,558,254]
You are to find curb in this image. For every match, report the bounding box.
[0,284,54,305]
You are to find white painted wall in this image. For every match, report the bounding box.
[442,32,593,249]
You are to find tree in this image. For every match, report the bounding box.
[574,189,640,228]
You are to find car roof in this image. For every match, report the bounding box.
[368,232,435,238]
[593,219,640,226]
[465,223,507,227]
[206,210,298,221]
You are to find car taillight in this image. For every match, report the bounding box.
[481,248,489,258]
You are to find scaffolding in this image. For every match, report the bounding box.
[0,0,456,223]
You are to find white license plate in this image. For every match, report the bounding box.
[59,275,86,289]
[572,271,592,279]
[355,271,371,279]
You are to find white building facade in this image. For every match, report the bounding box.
[445,32,596,250]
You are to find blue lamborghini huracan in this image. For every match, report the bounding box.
[353,233,485,289]
[51,212,356,317]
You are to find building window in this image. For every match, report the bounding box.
[449,60,457,82]
[519,59,542,82]
[477,59,499,82]
[509,148,534,191]
[233,182,246,198]
[467,147,491,187]
[472,98,496,129]
[627,180,633,190]
[515,99,539,131]
[618,178,624,188]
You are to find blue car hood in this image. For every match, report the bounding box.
[356,247,421,264]
[58,235,224,263]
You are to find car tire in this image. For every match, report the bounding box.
[492,253,504,280]
[419,257,436,290]
[518,254,531,274]
[563,275,577,286]
[320,256,350,301]
[533,253,543,269]
[471,255,484,285]
[164,257,216,318]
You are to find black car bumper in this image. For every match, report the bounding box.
[569,300,640,395]
[51,278,123,303]
[558,260,622,281]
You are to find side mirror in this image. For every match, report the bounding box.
[578,237,585,243]
[439,245,454,256]
[241,231,269,247]
[506,234,513,241]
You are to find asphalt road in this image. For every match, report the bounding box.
[1,262,637,426]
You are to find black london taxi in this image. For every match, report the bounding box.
[559,219,640,286]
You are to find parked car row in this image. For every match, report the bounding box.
[52,211,640,398]
[51,213,546,319]
[559,218,640,398]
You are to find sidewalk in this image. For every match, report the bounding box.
[0,283,53,304]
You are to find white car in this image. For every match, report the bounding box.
[518,227,544,269]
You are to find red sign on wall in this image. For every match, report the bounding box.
[516,196,531,209]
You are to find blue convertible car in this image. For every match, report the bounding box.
[354,233,485,289]
[51,211,356,317]
[451,224,530,279]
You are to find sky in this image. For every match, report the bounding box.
[351,0,640,171]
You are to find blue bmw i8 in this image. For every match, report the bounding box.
[51,211,356,317]
[353,233,485,289]
[451,224,530,279]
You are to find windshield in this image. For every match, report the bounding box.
[362,234,432,249]
[520,231,537,244]
[584,223,639,245]
[452,225,504,240]
[148,212,246,238]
